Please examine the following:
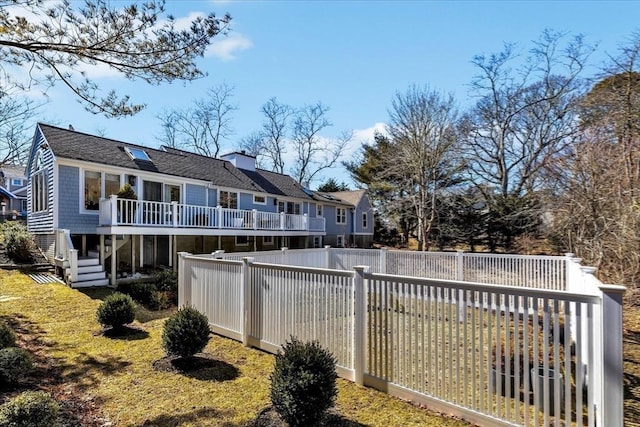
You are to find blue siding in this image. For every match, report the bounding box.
[355,196,374,234]
[239,193,252,210]
[207,189,217,207]
[185,184,206,206]
[26,128,55,234]
[323,205,351,236]
[57,165,99,233]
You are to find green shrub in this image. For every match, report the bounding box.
[0,347,33,384]
[154,269,178,305]
[128,282,157,305]
[149,290,171,311]
[3,222,34,263]
[0,323,16,349]
[270,337,337,427]
[162,307,210,358]
[0,391,59,427]
[96,293,135,330]
[154,269,178,293]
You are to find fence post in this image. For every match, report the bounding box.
[252,209,258,230]
[69,249,78,283]
[353,265,369,386]
[241,257,255,347]
[324,245,332,269]
[595,284,625,427]
[380,248,387,274]
[177,252,191,308]
[456,250,464,281]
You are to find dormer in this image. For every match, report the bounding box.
[220,150,256,172]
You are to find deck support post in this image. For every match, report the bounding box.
[110,233,117,286]
[168,234,173,268]
[99,235,105,267]
[131,234,136,275]
[139,235,144,268]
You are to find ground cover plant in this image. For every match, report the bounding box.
[0,269,471,426]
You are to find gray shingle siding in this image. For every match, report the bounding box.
[57,165,99,233]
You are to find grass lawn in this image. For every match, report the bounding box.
[0,269,469,427]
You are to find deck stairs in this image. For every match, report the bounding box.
[65,256,109,288]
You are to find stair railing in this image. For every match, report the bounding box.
[54,229,78,283]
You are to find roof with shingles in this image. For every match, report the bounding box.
[37,123,315,200]
[323,190,366,207]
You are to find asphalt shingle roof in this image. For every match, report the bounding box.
[37,124,315,200]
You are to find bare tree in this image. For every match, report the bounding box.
[291,102,348,185]
[156,84,237,157]
[0,91,36,166]
[461,30,593,250]
[259,97,292,174]
[463,30,592,198]
[0,0,231,117]
[387,85,462,251]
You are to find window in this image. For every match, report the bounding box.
[278,201,301,214]
[362,212,368,228]
[336,235,344,247]
[31,171,47,213]
[336,207,346,224]
[316,204,323,217]
[236,236,249,246]
[31,151,47,213]
[11,178,21,186]
[220,191,238,209]
[19,199,27,212]
[125,146,152,162]
[254,194,266,205]
[263,236,273,245]
[105,173,120,198]
[84,171,122,211]
[84,171,101,210]
[313,236,322,248]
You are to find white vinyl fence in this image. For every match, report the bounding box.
[178,249,624,427]
[208,247,568,290]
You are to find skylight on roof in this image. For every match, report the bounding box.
[125,147,152,162]
[322,194,338,201]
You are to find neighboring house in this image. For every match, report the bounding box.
[317,190,374,248]
[25,123,373,287]
[0,164,27,218]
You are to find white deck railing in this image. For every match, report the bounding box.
[178,252,624,427]
[99,195,323,232]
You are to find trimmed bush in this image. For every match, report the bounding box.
[154,269,178,293]
[149,290,171,311]
[162,307,210,358]
[0,347,33,384]
[96,293,135,330]
[0,323,16,349]
[128,282,157,305]
[3,222,34,263]
[0,391,59,427]
[270,337,337,427]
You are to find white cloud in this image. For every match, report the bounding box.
[207,33,253,61]
[344,122,387,157]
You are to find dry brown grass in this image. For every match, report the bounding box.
[0,269,469,427]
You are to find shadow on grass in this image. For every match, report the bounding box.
[62,351,132,391]
[78,287,113,301]
[153,355,240,382]
[624,371,640,425]
[252,407,369,427]
[140,406,236,427]
[102,325,150,340]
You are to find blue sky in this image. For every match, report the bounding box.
[31,0,640,187]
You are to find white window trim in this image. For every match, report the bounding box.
[362,212,368,229]
[316,204,323,217]
[80,169,123,214]
[336,207,346,224]
[253,194,267,205]
[11,178,22,186]
[235,236,249,246]
[262,236,274,245]
[336,234,345,247]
